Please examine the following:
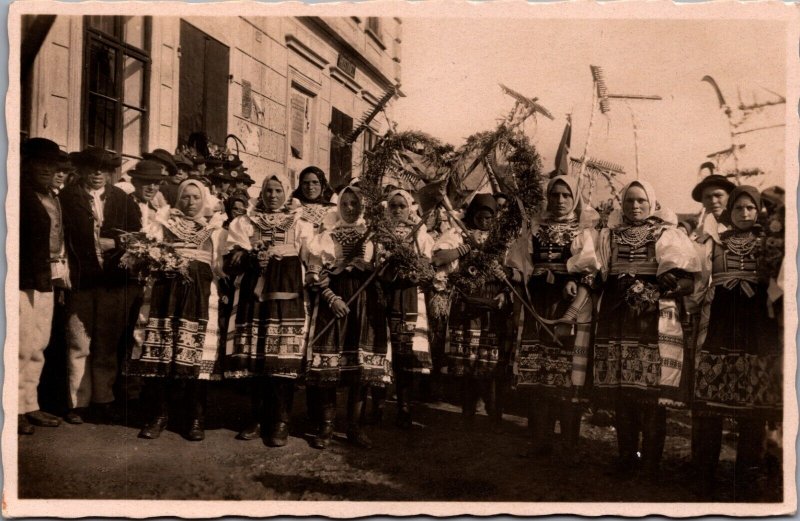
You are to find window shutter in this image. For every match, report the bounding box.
[329,107,353,188]
[290,93,306,159]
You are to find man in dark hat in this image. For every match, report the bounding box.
[59,147,141,424]
[691,169,736,241]
[19,137,67,434]
[129,160,168,228]
[142,148,180,206]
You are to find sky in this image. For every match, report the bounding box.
[395,18,787,214]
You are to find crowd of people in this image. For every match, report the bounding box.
[19,137,784,496]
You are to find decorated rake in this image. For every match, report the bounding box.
[580,65,661,200]
[344,86,397,146]
[701,75,784,185]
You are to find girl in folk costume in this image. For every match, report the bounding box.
[508,175,600,459]
[128,179,227,441]
[291,166,336,231]
[593,180,701,477]
[691,186,782,493]
[305,186,391,450]
[223,174,314,447]
[373,189,435,428]
[433,194,512,425]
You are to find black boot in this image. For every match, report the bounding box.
[346,385,372,449]
[641,405,667,481]
[237,379,264,440]
[139,380,169,439]
[186,380,206,442]
[311,387,336,450]
[268,379,295,447]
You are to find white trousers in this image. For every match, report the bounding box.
[19,289,54,414]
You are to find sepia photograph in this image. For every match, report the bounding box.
[4,0,797,517]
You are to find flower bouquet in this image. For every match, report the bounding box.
[623,279,660,313]
[119,232,190,283]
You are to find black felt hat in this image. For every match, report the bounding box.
[69,147,122,173]
[129,160,169,182]
[143,148,178,176]
[691,174,736,202]
[22,137,66,163]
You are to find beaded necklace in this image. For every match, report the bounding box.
[724,231,758,258]
[537,221,579,247]
[613,223,657,250]
[164,216,214,246]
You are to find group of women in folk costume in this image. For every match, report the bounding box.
[120,158,782,485]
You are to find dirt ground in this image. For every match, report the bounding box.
[17,383,782,503]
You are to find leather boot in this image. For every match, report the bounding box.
[311,388,336,450]
[186,380,206,442]
[139,380,169,439]
[18,414,34,435]
[346,385,372,449]
[237,379,264,440]
[268,379,294,447]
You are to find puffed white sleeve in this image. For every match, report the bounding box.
[306,230,337,268]
[210,228,227,279]
[225,216,254,252]
[416,225,435,259]
[567,227,601,276]
[596,228,613,280]
[432,226,464,274]
[295,218,316,264]
[656,227,703,275]
[145,206,170,241]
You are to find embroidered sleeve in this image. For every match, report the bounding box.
[306,230,337,267]
[225,216,254,252]
[655,227,702,276]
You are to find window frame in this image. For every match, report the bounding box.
[81,16,152,161]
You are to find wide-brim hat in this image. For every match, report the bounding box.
[143,148,178,176]
[231,166,255,185]
[129,160,169,182]
[22,137,65,164]
[691,174,736,202]
[208,167,234,183]
[173,152,194,171]
[69,147,122,173]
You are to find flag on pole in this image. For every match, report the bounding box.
[554,116,571,177]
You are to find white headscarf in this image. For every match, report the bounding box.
[384,188,421,223]
[175,179,212,222]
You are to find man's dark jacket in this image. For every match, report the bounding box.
[60,183,141,290]
[20,183,55,292]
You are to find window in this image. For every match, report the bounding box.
[178,21,230,148]
[366,17,382,40]
[329,107,353,189]
[82,16,151,163]
[362,128,378,175]
[366,17,387,50]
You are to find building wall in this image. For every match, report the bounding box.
[25,15,402,188]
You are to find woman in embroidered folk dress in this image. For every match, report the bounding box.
[372,189,435,428]
[305,186,391,449]
[224,175,314,446]
[691,186,782,493]
[509,176,600,459]
[128,179,226,441]
[593,180,700,477]
[433,194,511,425]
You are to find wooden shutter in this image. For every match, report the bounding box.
[178,21,229,147]
[290,93,306,159]
[329,107,353,189]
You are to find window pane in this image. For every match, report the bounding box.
[122,16,145,49]
[88,16,116,36]
[123,55,145,108]
[122,107,143,157]
[88,40,117,98]
[87,94,117,151]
